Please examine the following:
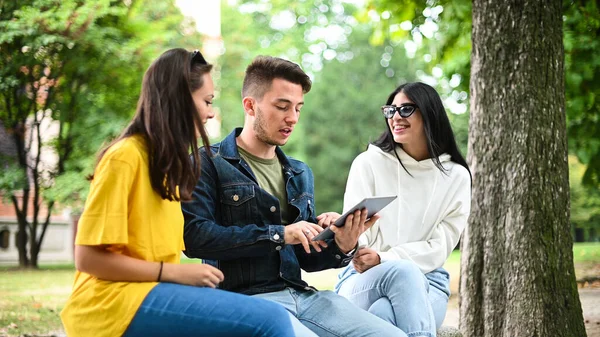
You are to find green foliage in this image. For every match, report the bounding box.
[302,26,419,212]
[570,156,600,241]
[218,1,436,212]
[363,0,599,243]
[218,0,362,137]
[365,0,600,190]
[0,0,207,266]
[0,0,208,208]
[564,0,600,187]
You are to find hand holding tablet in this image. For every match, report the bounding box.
[312,196,397,241]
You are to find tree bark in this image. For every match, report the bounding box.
[460,0,586,336]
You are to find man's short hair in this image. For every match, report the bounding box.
[242,56,312,100]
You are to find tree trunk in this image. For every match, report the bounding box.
[12,194,29,267]
[460,0,586,336]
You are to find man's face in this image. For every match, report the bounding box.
[252,78,304,147]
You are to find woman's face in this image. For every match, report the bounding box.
[387,91,427,150]
[191,73,215,124]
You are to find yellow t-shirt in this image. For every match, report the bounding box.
[60,135,185,337]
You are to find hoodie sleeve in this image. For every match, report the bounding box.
[378,171,471,273]
[343,152,376,247]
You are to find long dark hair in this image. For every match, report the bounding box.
[373,82,470,177]
[92,48,212,201]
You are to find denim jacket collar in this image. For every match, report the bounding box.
[217,128,304,175]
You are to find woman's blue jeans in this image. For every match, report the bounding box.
[335,260,451,337]
[123,283,294,337]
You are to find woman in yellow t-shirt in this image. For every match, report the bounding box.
[60,48,294,337]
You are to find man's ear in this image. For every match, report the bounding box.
[242,97,255,117]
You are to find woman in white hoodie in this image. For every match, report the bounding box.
[334,82,471,337]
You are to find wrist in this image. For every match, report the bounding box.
[159,262,175,283]
[157,261,164,282]
[336,240,357,255]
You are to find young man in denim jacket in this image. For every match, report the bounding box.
[182,56,405,337]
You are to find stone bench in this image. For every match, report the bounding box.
[438,326,463,337]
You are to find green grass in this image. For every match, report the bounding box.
[0,243,598,336]
[573,242,600,262]
[0,266,74,336]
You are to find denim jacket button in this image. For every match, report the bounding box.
[232,194,239,202]
[270,206,276,212]
[335,254,341,260]
[275,245,282,251]
[273,233,280,240]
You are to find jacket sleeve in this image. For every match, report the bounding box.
[343,154,376,248]
[295,239,354,271]
[182,151,286,261]
[378,172,471,274]
[293,165,354,271]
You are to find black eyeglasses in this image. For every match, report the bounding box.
[381,104,418,118]
[190,50,208,66]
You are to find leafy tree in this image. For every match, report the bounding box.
[0,0,128,268]
[0,0,205,268]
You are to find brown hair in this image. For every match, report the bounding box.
[241,56,311,100]
[92,48,212,201]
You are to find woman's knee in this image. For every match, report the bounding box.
[380,260,426,289]
[368,297,397,326]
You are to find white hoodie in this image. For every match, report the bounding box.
[344,144,471,274]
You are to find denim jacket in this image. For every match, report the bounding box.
[182,128,352,295]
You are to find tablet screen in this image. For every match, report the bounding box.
[312,196,397,241]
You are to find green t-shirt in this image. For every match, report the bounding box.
[238,146,290,224]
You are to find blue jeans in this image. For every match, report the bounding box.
[335,260,451,337]
[123,283,294,337]
[252,287,406,337]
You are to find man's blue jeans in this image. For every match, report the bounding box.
[123,283,294,337]
[252,287,406,337]
[335,260,451,337]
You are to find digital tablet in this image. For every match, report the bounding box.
[312,196,397,241]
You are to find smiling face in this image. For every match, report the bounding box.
[191,72,215,124]
[388,91,428,156]
[250,78,304,147]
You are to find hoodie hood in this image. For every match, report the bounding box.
[367,143,452,229]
